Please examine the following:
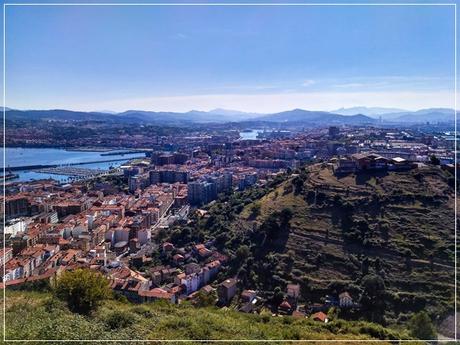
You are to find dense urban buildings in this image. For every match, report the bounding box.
[1,121,456,338]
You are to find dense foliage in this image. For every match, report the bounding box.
[54,269,112,315]
[408,311,437,340]
[4,290,406,342]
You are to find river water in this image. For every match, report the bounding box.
[4,148,143,182]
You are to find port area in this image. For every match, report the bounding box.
[33,166,107,178]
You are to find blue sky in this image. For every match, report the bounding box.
[5,3,457,112]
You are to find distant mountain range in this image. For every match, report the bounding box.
[5,107,455,125]
[256,109,377,125]
[115,108,263,124]
[331,106,408,116]
[379,108,455,123]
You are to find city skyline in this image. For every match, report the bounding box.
[5,4,457,112]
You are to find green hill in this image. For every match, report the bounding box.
[3,290,404,343]
[180,163,455,330]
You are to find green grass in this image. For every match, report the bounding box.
[2,290,406,343]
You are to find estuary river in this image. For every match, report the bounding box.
[4,147,144,182]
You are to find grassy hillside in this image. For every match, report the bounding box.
[182,163,455,330]
[3,290,406,343]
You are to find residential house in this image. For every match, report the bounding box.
[339,291,353,308]
[138,287,177,304]
[389,157,413,171]
[287,284,300,300]
[352,153,388,171]
[292,310,306,318]
[278,300,292,315]
[217,278,237,304]
[311,311,329,323]
[334,157,356,174]
[0,248,13,267]
[240,289,257,303]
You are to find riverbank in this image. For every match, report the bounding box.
[6,145,126,152]
[4,148,146,182]
[2,157,145,171]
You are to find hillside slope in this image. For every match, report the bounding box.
[3,290,401,343]
[251,165,454,323]
[188,164,455,329]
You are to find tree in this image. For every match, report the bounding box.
[292,176,304,195]
[359,274,386,323]
[215,232,229,249]
[300,276,311,300]
[279,208,293,228]
[285,250,295,270]
[236,245,250,263]
[340,202,354,231]
[54,268,112,315]
[194,290,217,307]
[249,202,261,218]
[408,311,437,340]
[430,155,440,166]
[260,213,280,240]
[273,286,285,306]
[356,220,371,240]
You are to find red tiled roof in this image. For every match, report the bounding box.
[292,310,305,318]
[312,311,327,322]
[138,288,172,299]
[279,300,291,310]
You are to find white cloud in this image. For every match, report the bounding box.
[65,90,455,113]
[301,80,316,87]
[333,83,366,88]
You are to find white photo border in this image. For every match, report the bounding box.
[2,2,457,343]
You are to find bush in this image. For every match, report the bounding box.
[193,290,217,308]
[113,292,129,303]
[408,311,437,340]
[430,155,440,165]
[131,305,153,318]
[236,245,250,263]
[54,268,112,315]
[105,310,135,329]
[43,297,67,313]
[249,202,261,218]
[18,279,52,292]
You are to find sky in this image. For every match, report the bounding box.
[4,3,457,113]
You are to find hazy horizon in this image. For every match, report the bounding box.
[6,104,457,115]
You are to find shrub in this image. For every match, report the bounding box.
[43,297,66,313]
[249,202,261,218]
[408,311,437,340]
[193,290,217,308]
[236,245,250,263]
[54,268,112,315]
[430,155,440,166]
[131,305,153,318]
[105,310,134,329]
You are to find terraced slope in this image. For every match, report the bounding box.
[199,164,455,327]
